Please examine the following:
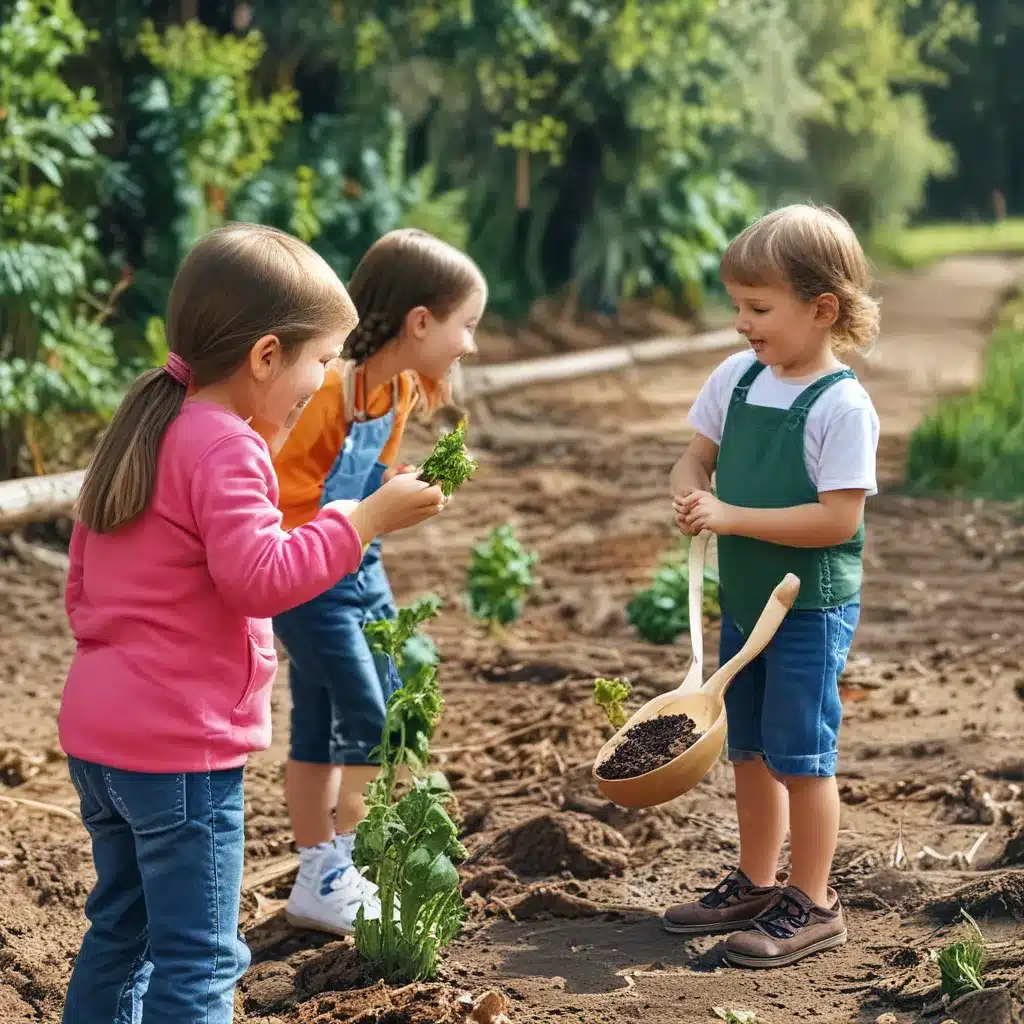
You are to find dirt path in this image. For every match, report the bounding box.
[1,257,1023,1024]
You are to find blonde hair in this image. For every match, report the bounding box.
[76,223,358,534]
[719,204,879,353]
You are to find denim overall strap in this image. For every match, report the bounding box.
[715,362,864,634]
[320,373,402,581]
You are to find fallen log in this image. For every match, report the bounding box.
[462,328,740,397]
[0,327,742,531]
[0,469,84,532]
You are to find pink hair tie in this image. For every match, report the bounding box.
[164,352,191,387]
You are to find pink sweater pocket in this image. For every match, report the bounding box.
[230,624,278,752]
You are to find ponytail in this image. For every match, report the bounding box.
[76,223,360,532]
[75,368,187,533]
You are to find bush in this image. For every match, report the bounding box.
[906,301,1024,499]
[626,539,720,646]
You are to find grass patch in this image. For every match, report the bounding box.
[906,295,1024,499]
[932,911,988,1001]
[872,218,1024,269]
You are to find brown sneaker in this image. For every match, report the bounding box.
[724,885,847,968]
[662,869,785,935]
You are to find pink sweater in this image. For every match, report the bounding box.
[58,401,363,772]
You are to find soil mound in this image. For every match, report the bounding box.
[475,810,630,878]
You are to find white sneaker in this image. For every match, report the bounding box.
[285,841,382,937]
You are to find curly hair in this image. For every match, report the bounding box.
[719,204,880,353]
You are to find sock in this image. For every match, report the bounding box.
[297,839,336,885]
[333,831,356,866]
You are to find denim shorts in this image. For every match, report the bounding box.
[721,601,860,778]
[273,586,402,766]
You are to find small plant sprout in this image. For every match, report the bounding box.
[713,1010,764,1024]
[419,419,478,496]
[466,522,538,626]
[593,677,633,729]
[932,910,987,1000]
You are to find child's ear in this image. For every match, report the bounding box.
[249,334,282,381]
[814,293,839,328]
[403,306,431,340]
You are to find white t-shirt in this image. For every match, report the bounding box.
[688,351,879,495]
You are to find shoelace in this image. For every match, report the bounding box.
[700,872,747,909]
[754,892,811,940]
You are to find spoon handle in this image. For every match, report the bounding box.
[688,530,710,674]
[702,573,801,701]
[673,530,711,695]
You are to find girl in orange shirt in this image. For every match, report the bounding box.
[261,229,486,935]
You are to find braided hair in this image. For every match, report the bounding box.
[345,311,398,363]
[343,229,484,364]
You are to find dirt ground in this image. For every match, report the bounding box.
[2,256,1024,1024]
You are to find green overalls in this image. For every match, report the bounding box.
[715,361,864,635]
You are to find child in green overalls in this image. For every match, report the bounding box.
[665,205,880,968]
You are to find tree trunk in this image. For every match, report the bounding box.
[0,419,25,483]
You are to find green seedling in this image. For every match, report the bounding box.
[355,599,466,983]
[466,522,538,626]
[364,593,443,685]
[593,677,633,729]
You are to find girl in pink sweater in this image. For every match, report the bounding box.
[57,223,446,1024]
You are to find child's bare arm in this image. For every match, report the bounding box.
[680,488,866,547]
[670,433,718,496]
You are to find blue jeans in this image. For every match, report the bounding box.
[63,759,250,1024]
[721,602,860,778]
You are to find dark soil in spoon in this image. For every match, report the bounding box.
[596,713,702,779]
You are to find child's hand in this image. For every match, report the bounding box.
[672,489,699,535]
[346,474,446,543]
[675,490,734,535]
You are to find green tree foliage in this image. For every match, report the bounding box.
[119,19,299,315]
[0,0,119,478]
[0,0,1007,479]
[922,0,1024,218]
[749,0,977,229]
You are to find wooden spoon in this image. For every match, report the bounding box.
[593,571,801,808]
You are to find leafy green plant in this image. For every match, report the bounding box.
[354,596,466,983]
[0,0,121,477]
[364,594,442,660]
[713,1010,763,1024]
[234,106,469,281]
[572,162,759,312]
[353,771,466,983]
[593,677,633,729]
[627,540,720,645]
[419,420,478,497]
[114,17,300,324]
[135,19,300,248]
[932,911,987,1000]
[466,523,538,626]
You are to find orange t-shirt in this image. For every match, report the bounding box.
[253,365,437,530]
